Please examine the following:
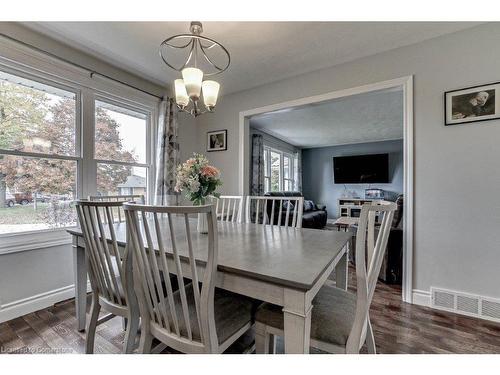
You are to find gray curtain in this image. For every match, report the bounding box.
[250,134,264,195]
[295,150,302,192]
[154,99,180,206]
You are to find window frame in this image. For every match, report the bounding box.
[0,65,83,239]
[93,95,153,203]
[283,152,295,191]
[0,38,159,253]
[263,146,296,193]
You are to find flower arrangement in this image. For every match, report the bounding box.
[175,153,222,205]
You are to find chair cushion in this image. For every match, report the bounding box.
[171,286,254,345]
[255,284,357,347]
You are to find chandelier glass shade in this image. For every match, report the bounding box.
[159,22,230,117]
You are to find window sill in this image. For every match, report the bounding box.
[0,228,74,255]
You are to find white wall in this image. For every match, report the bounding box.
[195,23,500,301]
[0,23,198,321]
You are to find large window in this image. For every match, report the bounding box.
[94,100,149,200]
[0,65,154,237]
[0,71,78,234]
[263,146,297,193]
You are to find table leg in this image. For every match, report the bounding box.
[283,289,312,354]
[335,245,348,290]
[72,238,87,332]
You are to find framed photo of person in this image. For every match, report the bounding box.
[445,82,500,126]
[207,130,227,152]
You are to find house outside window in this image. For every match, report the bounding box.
[94,100,149,200]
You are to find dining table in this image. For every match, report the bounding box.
[68,217,351,354]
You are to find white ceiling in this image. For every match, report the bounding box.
[250,88,403,148]
[22,22,481,95]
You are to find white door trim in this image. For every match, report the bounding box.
[238,75,414,303]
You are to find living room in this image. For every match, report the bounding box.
[2,1,500,372]
[248,86,405,293]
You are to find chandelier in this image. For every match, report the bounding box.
[159,22,230,117]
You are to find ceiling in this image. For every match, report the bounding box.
[250,88,403,148]
[22,22,482,95]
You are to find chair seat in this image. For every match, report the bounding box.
[171,286,254,345]
[255,284,356,347]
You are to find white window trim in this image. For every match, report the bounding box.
[0,36,159,254]
[263,146,297,193]
[94,95,153,203]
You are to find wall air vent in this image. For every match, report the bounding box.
[431,287,500,323]
[481,300,500,321]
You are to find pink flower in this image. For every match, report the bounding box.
[201,165,220,178]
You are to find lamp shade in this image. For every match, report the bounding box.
[202,80,220,108]
[182,67,203,99]
[174,79,189,107]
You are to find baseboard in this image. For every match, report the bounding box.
[412,289,431,307]
[0,282,91,323]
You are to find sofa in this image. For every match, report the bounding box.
[263,192,328,229]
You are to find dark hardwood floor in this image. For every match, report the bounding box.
[1,266,500,354]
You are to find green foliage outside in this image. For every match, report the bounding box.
[0,78,136,229]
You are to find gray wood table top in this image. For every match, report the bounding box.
[68,217,351,291]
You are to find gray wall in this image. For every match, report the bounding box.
[195,23,500,300]
[0,24,198,319]
[302,140,403,219]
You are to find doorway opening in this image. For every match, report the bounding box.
[238,76,414,303]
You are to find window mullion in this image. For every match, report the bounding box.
[81,89,96,199]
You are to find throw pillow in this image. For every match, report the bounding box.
[303,200,315,212]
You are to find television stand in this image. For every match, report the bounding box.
[338,198,382,219]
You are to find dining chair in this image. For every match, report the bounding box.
[216,195,244,223]
[123,203,255,354]
[245,196,304,228]
[254,201,397,354]
[75,200,139,354]
[88,194,145,223]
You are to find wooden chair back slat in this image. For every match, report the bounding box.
[94,207,121,304]
[88,194,146,223]
[153,212,178,335]
[167,213,193,341]
[245,196,304,228]
[126,209,157,323]
[75,201,127,307]
[216,196,244,223]
[124,203,219,353]
[87,206,115,302]
[184,213,204,339]
[346,201,396,353]
[142,211,171,329]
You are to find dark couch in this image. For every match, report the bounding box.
[263,192,328,229]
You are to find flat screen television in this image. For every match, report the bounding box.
[333,153,389,184]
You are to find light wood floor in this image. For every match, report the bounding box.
[1,267,500,354]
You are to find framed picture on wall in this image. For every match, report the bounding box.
[445,82,500,126]
[207,129,227,152]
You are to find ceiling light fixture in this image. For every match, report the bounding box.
[159,21,230,117]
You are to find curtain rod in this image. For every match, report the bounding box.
[0,33,165,101]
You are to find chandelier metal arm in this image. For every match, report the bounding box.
[177,101,214,117]
[180,40,196,71]
[199,42,227,72]
[160,22,228,118]
[159,32,230,75]
[162,38,193,49]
